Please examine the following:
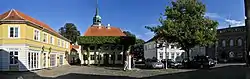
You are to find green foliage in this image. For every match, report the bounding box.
[123,31,145,45]
[146,0,218,52]
[136,39,145,45]
[59,23,80,43]
[77,36,136,45]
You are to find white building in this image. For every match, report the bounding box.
[144,39,206,62]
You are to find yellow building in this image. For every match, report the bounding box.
[0,9,71,71]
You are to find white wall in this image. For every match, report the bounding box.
[144,41,157,60]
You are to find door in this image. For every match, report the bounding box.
[50,54,56,67]
[103,54,109,65]
[59,55,64,65]
[43,52,47,68]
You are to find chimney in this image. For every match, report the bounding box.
[107,24,111,29]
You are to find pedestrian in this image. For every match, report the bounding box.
[123,60,128,71]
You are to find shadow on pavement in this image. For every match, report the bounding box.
[142,65,250,79]
[0,64,249,79]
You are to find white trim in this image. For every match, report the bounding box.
[12,9,25,20]
[43,32,48,43]
[34,29,40,41]
[8,25,20,39]
[1,9,13,20]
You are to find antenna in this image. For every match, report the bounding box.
[226,15,232,28]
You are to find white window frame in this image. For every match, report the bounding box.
[61,40,64,47]
[43,32,48,43]
[34,29,40,41]
[9,50,19,65]
[8,25,20,38]
[50,36,54,45]
[58,39,61,46]
[59,54,64,65]
[50,53,57,67]
[27,51,39,70]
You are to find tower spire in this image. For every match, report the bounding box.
[93,0,102,25]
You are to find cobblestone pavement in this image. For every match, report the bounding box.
[0,63,248,79]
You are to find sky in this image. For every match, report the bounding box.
[0,0,246,41]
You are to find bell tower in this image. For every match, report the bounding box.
[93,0,102,25]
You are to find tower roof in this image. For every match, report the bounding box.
[93,0,102,25]
[0,9,71,42]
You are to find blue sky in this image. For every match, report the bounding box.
[0,0,246,41]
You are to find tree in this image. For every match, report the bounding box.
[59,23,81,43]
[123,31,145,45]
[146,0,218,61]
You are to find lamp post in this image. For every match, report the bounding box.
[245,0,250,66]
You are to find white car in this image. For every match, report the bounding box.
[145,59,164,69]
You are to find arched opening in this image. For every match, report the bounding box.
[69,49,80,65]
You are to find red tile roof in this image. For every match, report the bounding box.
[0,9,70,42]
[72,45,80,49]
[84,25,126,36]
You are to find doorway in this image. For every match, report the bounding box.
[103,54,109,65]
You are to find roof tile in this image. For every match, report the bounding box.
[84,25,126,36]
[0,9,70,42]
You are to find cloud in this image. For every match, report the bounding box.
[225,19,245,26]
[122,29,142,38]
[205,13,222,19]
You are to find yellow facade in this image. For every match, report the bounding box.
[0,23,71,71]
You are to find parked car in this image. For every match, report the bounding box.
[161,59,183,68]
[145,59,164,69]
[188,56,216,69]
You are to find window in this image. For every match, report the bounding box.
[34,29,40,41]
[50,36,54,44]
[50,54,56,67]
[90,46,95,50]
[66,42,69,48]
[171,52,175,60]
[43,33,48,43]
[58,39,60,46]
[111,54,115,60]
[28,51,39,69]
[61,41,64,47]
[8,26,19,38]
[83,55,88,60]
[117,55,122,60]
[144,46,147,50]
[9,51,18,65]
[111,45,116,50]
[222,40,226,47]
[176,52,180,56]
[159,52,163,59]
[117,45,122,50]
[170,45,175,49]
[238,39,242,46]
[43,53,46,67]
[166,52,169,59]
[97,55,102,60]
[230,39,234,46]
[90,55,95,60]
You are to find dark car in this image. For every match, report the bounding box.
[161,59,183,68]
[189,56,216,68]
